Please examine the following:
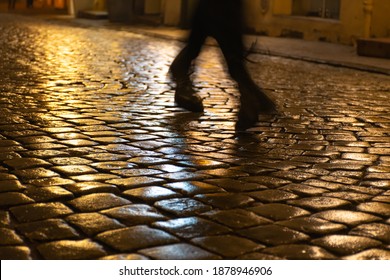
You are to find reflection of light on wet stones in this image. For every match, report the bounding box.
[10,202,73,223]
[139,243,221,260]
[313,210,381,226]
[239,225,310,245]
[68,193,130,212]
[13,168,59,180]
[192,235,264,258]
[96,226,178,252]
[101,204,167,225]
[249,203,310,221]
[123,186,180,202]
[288,196,351,211]
[66,213,125,235]
[263,244,335,260]
[154,217,230,239]
[276,217,347,234]
[312,235,382,255]
[155,198,212,216]
[37,239,106,260]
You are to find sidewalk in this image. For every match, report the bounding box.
[2,10,389,75]
[114,25,390,76]
[64,16,390,76]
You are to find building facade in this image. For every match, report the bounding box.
[73,0,389,46]
[159,0,389,45]
[243,0,389,45]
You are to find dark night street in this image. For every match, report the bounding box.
[0,13,389,260]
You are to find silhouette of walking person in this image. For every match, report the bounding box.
[8,0,16,9]
[170,0,276,131]
[27,0,33,8]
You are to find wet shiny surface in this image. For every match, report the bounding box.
[0,14,390,260]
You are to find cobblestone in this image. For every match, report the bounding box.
[101,204,167,226]
[262,244,336,260]
[139,243,221,260]
[37,239,107,260]
[96,226,178,252]
[153,217,231,239]
[239,225,310,245]
[312,235,382,256]
[0,14,389,259]
[16,219,79,241]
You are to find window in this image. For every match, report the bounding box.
[292,0,340,19]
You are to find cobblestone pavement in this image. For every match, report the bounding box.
[0,14,389,260]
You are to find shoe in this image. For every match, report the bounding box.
[174,83,204,113]
[235,85,277,131]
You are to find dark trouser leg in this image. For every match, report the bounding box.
[212,16,276,130]
[169,2,208,112]
[170,4,207,82]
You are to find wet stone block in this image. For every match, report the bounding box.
[0,246,31,260]
[192,235,264,258]
[24,186,74,202]
[154,198,212,216]
[100,254,149,260]
[357,202,390,217]
[205,178,267,192]
[156,171,210,182]
[0,180,26,192]
[202,209,272,229]
[70,173,119,182]
[277,217,346,235]
[238,225,310,245]
[313,210,382,226]
[249,203,310,221]
[48,157,92,166]
[123,186,180,202]
[107,177,166,189]
[64,182,119,195]
[51,165,98,176]
[0,210,11,226]
[349,223,390,243]
[248,189,299,202]
[153,217,231,239]
[12,168,59,181]
[342,249,390,260]
[243,176,291,188]
[0,153,21,161]
[139,243,221,260]
[66,213,125,236]
[312,235,382,255]
[195,193,255,209]
[262,244,336,260]
[323,191,373,203]
[37,239,107,260]
[10,202,73,223]
[26,177,75,188]
[0,192,34,207]
[101,204,167,226]
[68,193,131,212]
[165,181,225,195]
[96,226,179,252]
[287,196,351,211]
[4,158,52,170]
[0,228,24,245]
[16,219,80,241]
[111,168,163,177]
[0,173,18,181]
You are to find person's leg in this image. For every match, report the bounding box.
[170,1,209,112]
[211,0,276,130]
[8,0,15,9]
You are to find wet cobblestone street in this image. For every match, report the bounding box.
[0,14,389,260]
